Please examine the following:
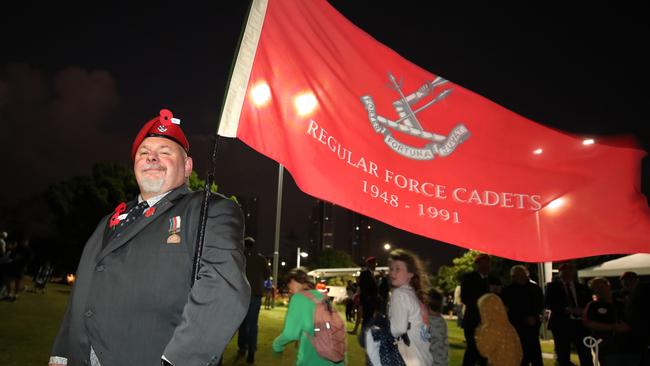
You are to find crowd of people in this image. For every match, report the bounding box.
[0,232,34,301]
[269,251,448,366]
[338,250,450,366]
[2,108,647,366]
[338,251,649,366]
[454,256,650,366]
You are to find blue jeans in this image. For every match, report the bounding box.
[237,296,262,353]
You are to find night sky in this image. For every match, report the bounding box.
[2,2,648,271]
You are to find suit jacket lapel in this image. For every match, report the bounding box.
[97,186,191,262]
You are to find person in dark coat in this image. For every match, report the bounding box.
[502,265,544,366]
[460,253,501,366]
[33,259,54,294]
[237,236,271,363]
[356,256,379,348]
[545,262,593,366]
[49,109,250,366]
[613,271,639,306]
[583,277,642,366]
[625,281,650,366]
[5,238,33,301]
[345,280,357,322]
[376,269,390,315]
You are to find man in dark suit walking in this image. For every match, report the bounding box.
[237,236,271,364]
[460,253,501,366]
[50,109,251,366]
[502,265,544,366]
[357,257,378,338]
[545,262,593,366]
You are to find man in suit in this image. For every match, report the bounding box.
[460,253,501,366]
[502,265,544,366]
[613,271,639,306]
[545,262,593,366]
[356,256,378,343]
[49,109,251,366]
[237,236,271,364]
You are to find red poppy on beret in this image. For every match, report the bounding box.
[131,109,189,159]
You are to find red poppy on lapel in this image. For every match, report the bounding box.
[109,202,127,228]
[144,206,156,218]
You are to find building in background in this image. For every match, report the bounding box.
[308,199,373,263]
[350,212,372,263]
[238,195,259,239]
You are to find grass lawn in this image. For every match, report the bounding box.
[0,281,71,366]
[1,281,579,365]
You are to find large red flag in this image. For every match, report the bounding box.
[218,0,650,261]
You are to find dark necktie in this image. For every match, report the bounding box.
[565,282,577,307]
[114,201,149,234]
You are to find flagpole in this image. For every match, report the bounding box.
[272,164,284,287]
[535,210,553,340]
[195,1,256,284]
[296,246,301,268]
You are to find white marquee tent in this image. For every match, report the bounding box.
[307,266,389,279]
[577,253,650,278]
[306,267,389,303]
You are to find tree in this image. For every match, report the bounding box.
[432,250,524,293]
[432,250,480,293]
[91,162,140,207]
[327,276,355,286]
[187,171,239,204]
[314,248,357,269]
[47,162,139,272]
[188,171,218,193]
[39,165,233,273]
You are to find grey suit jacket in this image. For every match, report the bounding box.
[52,185,251,366]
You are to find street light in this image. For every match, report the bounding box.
[281,261,286,267]
[384,243,391,251]
[297,246,309,268]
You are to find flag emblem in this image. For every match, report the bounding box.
[361,73,470,160]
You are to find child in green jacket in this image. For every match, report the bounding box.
[273,268,345,366]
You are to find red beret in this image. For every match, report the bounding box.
[131,109,189,159]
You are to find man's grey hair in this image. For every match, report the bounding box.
[510,264,529,277]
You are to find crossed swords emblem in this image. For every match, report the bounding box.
[385,72,451,142]
[361,72,470,160]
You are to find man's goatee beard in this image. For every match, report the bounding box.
[140,177,165,194]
